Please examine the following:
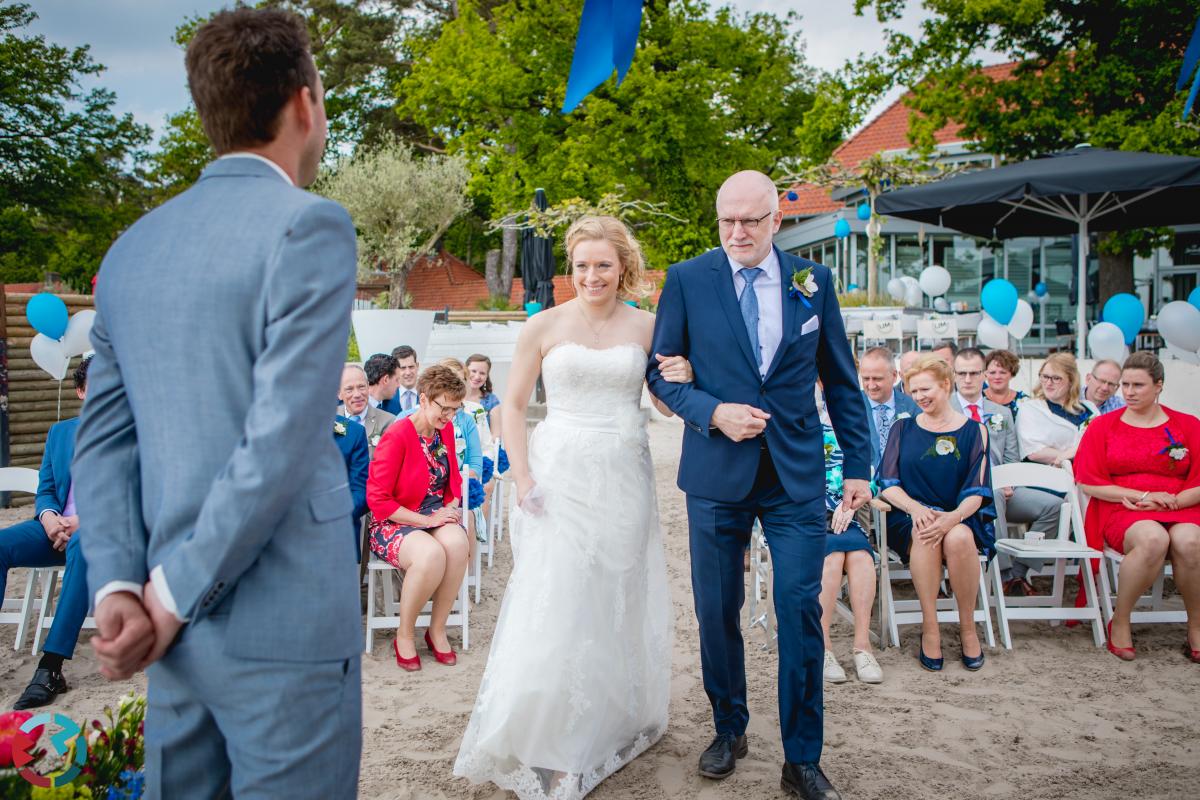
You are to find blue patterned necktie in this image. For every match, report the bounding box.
[874,403,891,454]
[738,267,764,367]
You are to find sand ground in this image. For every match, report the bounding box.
[2,415,1197,799]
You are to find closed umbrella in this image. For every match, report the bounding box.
[874,146,1200,355]
[521,188,557,309]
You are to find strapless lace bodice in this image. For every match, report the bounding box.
[541,342,647,415]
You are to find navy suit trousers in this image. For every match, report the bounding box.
[686,445,826,764]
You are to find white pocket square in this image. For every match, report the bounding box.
[800,315,820,335]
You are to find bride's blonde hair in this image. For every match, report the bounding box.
[564,215,651,300]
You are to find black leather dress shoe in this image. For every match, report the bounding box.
[698,733,747,779]
[782,762,842,800]
[13,668,67,710]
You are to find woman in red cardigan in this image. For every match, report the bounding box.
[367,365,468,671]
[1075,352,1200,663]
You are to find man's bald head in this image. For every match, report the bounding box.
[715,170,782,268]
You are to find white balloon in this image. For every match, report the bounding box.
[1164,344,1200,365]
[933,297,950,312]
[30,333,70,381]
[887,278,905,301]
[919,265,952,297]
[1007,299,1034,340]
[1087,321,1127,362]
[904,284,923,308]
[977,313,1010,349]
[1156,301,1200,353]
[62,309,96,357]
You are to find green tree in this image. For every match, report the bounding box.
[398,0,819,285]
[0,1,150,286]
[851,0,1200,302]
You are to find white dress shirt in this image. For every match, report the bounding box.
[727,248,783,378]
[398,387,418,412]
[955,392,985,421]
[93,152,298,623]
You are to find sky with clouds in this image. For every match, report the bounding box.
[23,0,929,142]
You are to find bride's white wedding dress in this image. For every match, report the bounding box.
[454,342,672,800]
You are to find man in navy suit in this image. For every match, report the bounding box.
[332,414,368,558]
[859,346,921,470]
[384,344,419,416]
[3,357,92,709]
[648,171,869,800]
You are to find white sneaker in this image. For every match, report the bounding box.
[823,650,847,684]
[853,649,883,684]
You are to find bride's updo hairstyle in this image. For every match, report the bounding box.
[564,215,652,300]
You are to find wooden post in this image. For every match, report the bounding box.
[0,282,9,507]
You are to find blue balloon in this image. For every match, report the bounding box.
[26,293,69,340]
[847,283,859,291]
[833,218,851,239]
[1101,293,1144,345]
[524,301,543,316]
[856,202,871,221]
[1034,281,1048,297]
[1189,286,1200,312]
[980,279,1018,325]
[786,190,799,202]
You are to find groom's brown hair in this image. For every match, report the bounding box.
[186,7,318,153]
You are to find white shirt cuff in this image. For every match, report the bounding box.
[150,565,188,623]
[94,580,143,612]
[37,509,59,522]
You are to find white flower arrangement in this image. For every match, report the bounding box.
[934,436,956,456]
[371,434,382,447]
[987,415,1004,433]
[333,421,347,436]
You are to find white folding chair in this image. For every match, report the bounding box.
[1063,462,1187,624]
[29,565,96,655]
[488,438,509,553]
[745,521,775,649]
[832,500,890,649]
[363,465,470,654]
[875,497,996,649]
[987,463,1108,649]
[0,468,47,651]
[916,317,959,348]
[861,318,905,356]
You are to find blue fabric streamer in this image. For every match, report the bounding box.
[498,446,509,474]
[481,455,495,485]
[1180,17,1200,118]
[468,477,486,510]
[562,0,645,113]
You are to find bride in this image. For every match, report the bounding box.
[453,216,690,799]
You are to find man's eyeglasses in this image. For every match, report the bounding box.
[1090,375,1120,390]
[1039,374,1066,384]
[429,398,463,415]
[717,211,773,230]
[954,370,983,378]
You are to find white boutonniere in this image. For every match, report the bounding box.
[987,414,1004,433]
[334,421,347,436]
[789,267,818,299]
[924,434,961,460]
[371,434,381,448]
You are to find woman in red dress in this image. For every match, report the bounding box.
[1074,352,1200,663]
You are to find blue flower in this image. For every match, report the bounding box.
[481,456,495,485]
[468,477,486,510]
[498,446,509,474]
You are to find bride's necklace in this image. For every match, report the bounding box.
[578,301,618,345]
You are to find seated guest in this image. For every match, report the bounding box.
[3,357,92,709]
[983,349,1028,418]
[878,356,995,672]
[364,352,401,410]
[859,346,920,470]
[337,363,395,456]
[1074,351,1200,662]
[367,365,469,671]
[1017,352,1097,468]
[953,347,1060,595]
[400,359,484,483]
[930,339,958,364]
[386,345,420,415]
[818,414,882,685]
[1083,358,1126,415]
[333,413,369,558]
[464,353,501,445]
[895,350,921,394]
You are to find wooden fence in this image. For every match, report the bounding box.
[3,290,92,506]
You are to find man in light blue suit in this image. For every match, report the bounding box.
[649,171,870,800]
[858,346,921,470]
[74,9,361,797]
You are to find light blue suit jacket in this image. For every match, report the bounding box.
[74,157,360,661]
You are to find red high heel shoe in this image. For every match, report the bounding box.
[1106,621,1135,662]
[1184,640,1200,664]
[424,630,457,666]
[394,638,422,671]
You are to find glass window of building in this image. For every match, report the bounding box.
[894,235,925,281]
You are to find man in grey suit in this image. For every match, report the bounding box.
[74,9,361,797]
[338,362,396,456]
[952,348,1060,593]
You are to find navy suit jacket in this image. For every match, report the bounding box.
[862,389,921,470]
[380,392,402,417]
[648,247,870,503]
[333,415,369,539]
[36,417,79,518]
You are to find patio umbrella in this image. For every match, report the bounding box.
[874,146,1200,355]
[521,188,557,309]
